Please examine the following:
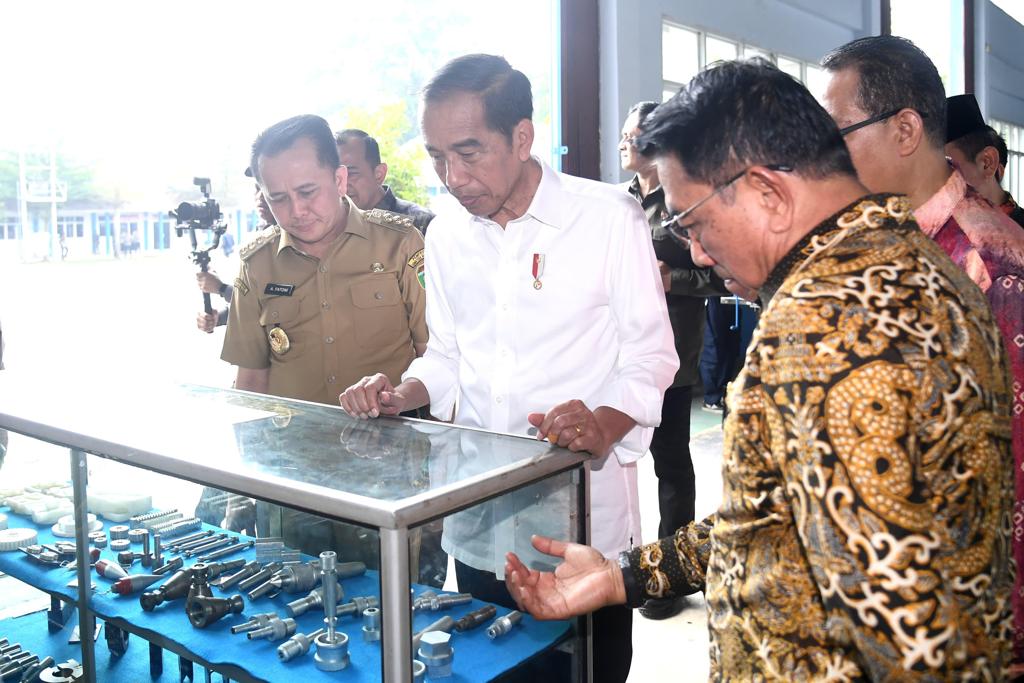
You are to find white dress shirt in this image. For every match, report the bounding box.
[404,158,678,573]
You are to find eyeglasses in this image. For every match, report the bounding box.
[661,164,793,246]
[838,108,928,136]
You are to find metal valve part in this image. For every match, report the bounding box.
[203,558,247,579]
[412,616,455,650]
[285,583,343,617]
[140,567,193,611]
[361,607,381,642]
[277,628,325,662]
[412,590,437,611]
[417,630,454,678]
[230,611,278,635]
[487,610,523,639]
[187,594,245,629]
[336,595,379,618]
[247,617,297,641]
[412,659,426,680]
[313,630,349,671]
[425,592,473,611]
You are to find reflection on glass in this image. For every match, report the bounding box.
[705,34,739,66]
[662,23,700,86]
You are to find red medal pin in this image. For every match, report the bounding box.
[532,253,545,290]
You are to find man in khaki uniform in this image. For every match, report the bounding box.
[221,114,429,573]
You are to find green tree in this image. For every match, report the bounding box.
[337,102,430,207]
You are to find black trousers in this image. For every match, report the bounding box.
[650,385,696,538]
[456,560,633,683]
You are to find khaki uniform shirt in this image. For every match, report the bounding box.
[222,201,427,405]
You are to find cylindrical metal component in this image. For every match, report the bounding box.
[277,628,325,662]
[117,550,144,566]
[237,562,282,592]
[313,630,350,671]
[0,654,38,678]
[204,558,247,579]
[320,551,338,643]
[173,532,226,553]
[153,556,183,575]
[412,615,455,651]
[417,630,454,679]
[247,617,296,641]
[184,535,234,558]
[246,578,278,601]
[130,508,179,528]
[454,604,497,632]
[91,533,108,549]
[412,659,426,680]
[187,594,245,628]
[139,530,151,567]
[109,539,131,552]
[156,517,202,538]
[412,590,437,611]
[486,610,523,639]
[427,592,473,611]
[229,611,277,635]
[166,529,212,550]
[129,528,149,545]
[0,643,19,656]
[285,583,341,618]
[148,514,188,532]
[199,539,254,562]
[218,561,261,589]
[361,607,381,642]
[19,655,54,682]
[152,532,162,567]
[336,595,379,617]
[139,567,193,611]
[109,525,130,540]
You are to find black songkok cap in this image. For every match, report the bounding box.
[946,94,986,143]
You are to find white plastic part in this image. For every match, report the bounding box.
[6,493,53,515]
[30,500,75,525]
[88,490,153,522]
[0,528,39,551]
[0,513,7,530]
[52,513,102,538]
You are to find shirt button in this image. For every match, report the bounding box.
[319,265,327,274]
[374,292,384,300]
[325,336,334,344]
[321,301,330,309]
[327,375,336,384]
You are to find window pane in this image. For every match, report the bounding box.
[705,35,739,66]
[891,0,964,95]
[663,88,677,103]
[742,46,770,61]
[804,65,829,104]
[662,23,700,85]
[777,56,803,81]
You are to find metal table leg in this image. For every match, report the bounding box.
[70,448,96,680]
[380,526,412,682]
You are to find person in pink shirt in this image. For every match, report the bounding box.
[822,34,1024,670]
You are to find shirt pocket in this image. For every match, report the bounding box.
[350,275,405,348]
[258,295,303,358]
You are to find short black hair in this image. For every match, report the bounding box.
[422,54,533,140]
[627,101,660,131]
[949,125,1009,167]
[636,58,855,186]
[334,128,382,166]
[249,114,340,183]
[821,36,946,148]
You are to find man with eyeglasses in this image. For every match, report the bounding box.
[502,58,1014,680]
[821,35,1024,669]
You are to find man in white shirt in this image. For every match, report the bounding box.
[339,53,678,682]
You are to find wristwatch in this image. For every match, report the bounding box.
[617,551,644,608]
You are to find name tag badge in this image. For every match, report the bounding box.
[264,283,295,296]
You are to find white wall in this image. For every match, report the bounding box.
[977,0,1024,125]
[598,0,881,182]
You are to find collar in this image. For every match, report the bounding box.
[277,197,364,256]
[626,175,663,204]
[759,194,911,306]
[470,156,563,229]
[375,186,399,212]
[913,166,966,238]
[1002,193,1020,215]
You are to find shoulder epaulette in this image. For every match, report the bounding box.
[365,208,417,233]
[239,224,281,261]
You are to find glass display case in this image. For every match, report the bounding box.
[0,372,590,682]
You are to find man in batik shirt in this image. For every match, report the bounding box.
[503,59,1014,681]
[820,35,1024,668]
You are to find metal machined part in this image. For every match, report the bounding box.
[198,539,254,562]
[486,610,523,639]
[216,561,261,589]
[128,528,149,545]
[417,630,454,678]
[153,556,183,575]
[237,562,282,592]
[173,532,225,554]
[454,604,497,632]
[412,590,437,611]
[229,611,278,635]
[412,615,455,651]
[247,617,296,641]
[130,509,179,528]
[108,525,130,541]
[153,517,201,538]
[336,595,379,618]
[166,530,212,550]
[412,659,426,680]
[184,535,234,558]
[268,562,322,594]
[144,513,185,531]
[151,533,162,567]
[277,628,325,662]
[109,539,131,553]
[204,558,247,579]
[187,594,245,629]
[313,631,349,671]
[361,607,381,642]
[426,592,473,612]
[285,583,342,618]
